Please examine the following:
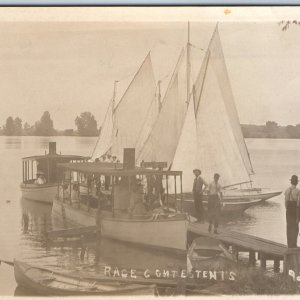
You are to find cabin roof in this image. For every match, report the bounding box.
[22,154,88,161]
[57,162,182,176]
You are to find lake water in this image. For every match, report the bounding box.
[0,136,296,295]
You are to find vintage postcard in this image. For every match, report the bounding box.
[0,6,300,297]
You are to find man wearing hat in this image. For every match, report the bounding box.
[192,169,208,222]
[285,175,300,248]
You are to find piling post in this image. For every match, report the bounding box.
[249,250,256,267]
[260,252,267,270]
[274,258,280,273]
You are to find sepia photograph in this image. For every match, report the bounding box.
[0,6,300,296]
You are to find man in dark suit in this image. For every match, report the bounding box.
[192,169,208,223]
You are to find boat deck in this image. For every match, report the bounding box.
[188,222,287,272]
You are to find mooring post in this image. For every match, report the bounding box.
[274,258,280,273]
[249,250,256,267]
[260,252,267,270]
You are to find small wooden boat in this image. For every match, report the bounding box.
[20,142,88,204]
[177,196,263,217]
[187,237,237,271]
[14,260,156,296]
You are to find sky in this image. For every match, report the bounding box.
[1,8,300,129]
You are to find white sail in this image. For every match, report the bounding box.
[193,27,250,186]
[111,53,157,160]
[134,93,159,158]
[208,28,254,176]
[172,99,198,192]
[91,97,114,160]
[137,48,188,166]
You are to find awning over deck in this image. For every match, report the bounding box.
[57,162,182,176]
[22,154,89,161]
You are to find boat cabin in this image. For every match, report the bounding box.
[22,142,88,185]
[56,149,184,218]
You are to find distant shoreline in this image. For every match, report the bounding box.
[0,134,98,137]
[242,122,300,139]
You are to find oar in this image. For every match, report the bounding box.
[0,259,14,266]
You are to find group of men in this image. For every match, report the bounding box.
[192,169,223,234]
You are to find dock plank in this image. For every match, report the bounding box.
[188,222,286,258]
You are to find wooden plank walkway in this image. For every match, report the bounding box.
[188,222,287,272]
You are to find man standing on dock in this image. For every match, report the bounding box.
[208,173,223,234]
[284,175,300,248]
[192,169,208,223]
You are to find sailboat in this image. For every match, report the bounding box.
[92,24,281,215]
[91,53,159,161]
[136,24,281,215]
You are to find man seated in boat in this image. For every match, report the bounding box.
[34,172,46,185]
[128,179,149,218]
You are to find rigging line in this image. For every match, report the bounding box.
[190,43,206,52]
[116,70,136,83]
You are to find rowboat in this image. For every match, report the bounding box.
[187,237,237,272]
[174,187,281,216]
[14,260,156,296]
[176,197,263,217]
[20,142,88,204]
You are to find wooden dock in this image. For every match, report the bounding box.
[188,222,287,273]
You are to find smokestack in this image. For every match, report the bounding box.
[49,142,56,155]
[123,148,135,169]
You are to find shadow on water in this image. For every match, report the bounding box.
[14,285,37,297]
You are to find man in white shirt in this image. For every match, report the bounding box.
[207,173,223,234]
[34,172,46,185]
[285,175,300,248]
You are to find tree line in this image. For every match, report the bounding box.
[2,115,299,139]
[0,111,100,137]
[242,121,300,139]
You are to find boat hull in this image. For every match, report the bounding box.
[20,183,57,204]
[14,260,155,296]
[175,189,282,217]
[222,189,282,202]
[176,198,262,217]
[52,199,188,252]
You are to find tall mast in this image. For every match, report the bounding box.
[112,80,118,111]
[157,80,162,112]
[186,21,191,106]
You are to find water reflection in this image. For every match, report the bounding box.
[19,196,186,288]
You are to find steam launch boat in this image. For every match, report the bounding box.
[52,148,189,253]
[20,142,88,204]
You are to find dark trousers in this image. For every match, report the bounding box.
[286,202,299,248]
[104,176,110,190]
[193,193,204,221]
[208,195,221,230]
